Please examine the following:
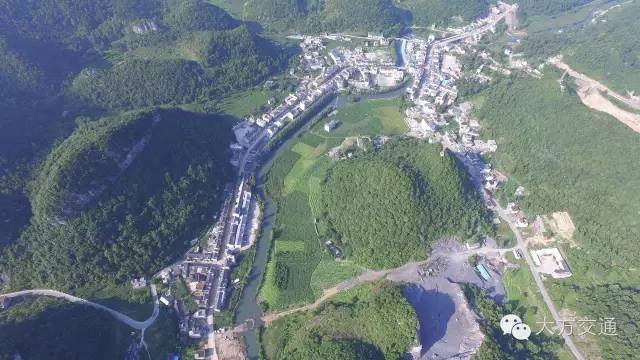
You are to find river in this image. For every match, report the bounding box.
[233,83,410,359]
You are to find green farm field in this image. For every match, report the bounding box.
[258,97,407,310]
[317,97,407,138]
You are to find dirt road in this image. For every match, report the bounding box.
[550,58,640,134]
[0,285,159,330]
[260,245,508,325]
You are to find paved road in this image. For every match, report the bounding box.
[496,207,585,360]
[0,285,160,330]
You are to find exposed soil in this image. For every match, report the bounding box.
[551,58,640,134]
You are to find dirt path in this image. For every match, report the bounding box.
[261,268,389,324]
[260,248,506,325]
[550,58,640,133]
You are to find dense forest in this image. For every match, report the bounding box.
[515,0,595,17]
[394,0,489,27]
[476,74,640,359]
[72,24,288,109]
[322,139,490,269]
[262,282,416,360]
[0,0,288,252]
[1,109,233,290]
[0,297,133,360]
[231,0,408,35]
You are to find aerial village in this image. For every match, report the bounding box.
[144,2,570,358]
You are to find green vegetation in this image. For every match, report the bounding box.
[222,0,407,35]
[515,0,595,18]
[259,99,488,308]
[520,0,640,93]
[395,0,489,27]
[475,73,640,359]
[75,283,153,321]
[464,285,564,360]
[0,0,290,254]
[323,98,407,137]
[144,308,181,360]
[262,282,416,360]
[72,25,288,109]
[215,244,258,327]
[0,298,135,360]
[1,109,233,290]
[259,97,410,309]
[309,260,363,298]
[322,139,490,269]
[163,0,238,33]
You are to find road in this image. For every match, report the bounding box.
[0,285,160,331]
[495,207,586,360]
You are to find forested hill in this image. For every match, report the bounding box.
[322,139,490,269]
[394,0,490,27]
[0,109,233,290]
[71,25,286,109]
[0,0,288,251]
[234,0,408,34]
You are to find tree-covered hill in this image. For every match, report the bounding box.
[394,0,489,27]
[262,282,417,360]
[231,0,408,34]
[322,139,490,269]
[72,25,287,109]
[0,109,233,290]
[0,0,288,251]
[163,0,239,33]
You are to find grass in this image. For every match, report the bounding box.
[259,97,407,310]
[495,220,517,248]
[503,266,553,325]
[523,0,614,34]
[309,260,363,298]
[216,88,273,118]
[311,97,407,138]
[275,240,306,252]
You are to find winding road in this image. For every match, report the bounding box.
[0,285,160,330]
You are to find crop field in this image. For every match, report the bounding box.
[259,96,404,309]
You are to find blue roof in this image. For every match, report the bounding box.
[475,264,491,281]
